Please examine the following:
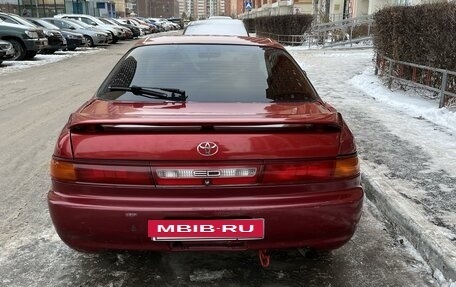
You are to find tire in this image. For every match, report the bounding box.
[111,33,118,44]
[40,49,56,55]
[84,35,94,47]
[8,39,26,61]
[25,51,37,59]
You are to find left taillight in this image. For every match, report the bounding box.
[50,159,153,185]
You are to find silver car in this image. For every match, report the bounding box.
[0,39,15,64]
[43,18,109,47]
[54,14,123,43]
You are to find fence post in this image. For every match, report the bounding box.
[374,53,379,75]
[349,25,353,47]
[439,71,448,108]
[387,60,393,89]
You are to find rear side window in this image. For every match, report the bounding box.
[97,44,319,103]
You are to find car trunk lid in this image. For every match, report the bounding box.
[68,100,342,161]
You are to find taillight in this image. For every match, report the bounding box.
[50,159,76,181]
[50,159,152,185]
[263,155,359,184]
[334,156,359,178]
[155,167,258,185]
[263,161,334,183]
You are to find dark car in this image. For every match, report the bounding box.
[0,39,14,64]
[0,20,47,60]
[27,18,85,51]
[109,18,140,38]
[49,36,363,259]
[0,12,65,53]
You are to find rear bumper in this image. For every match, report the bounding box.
[48,180,363,252]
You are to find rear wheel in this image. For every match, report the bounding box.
[40,49,56,54]
[111,33,118,44]
[84,35,94,47]
[8,39,26,61]
[25,51,37,59]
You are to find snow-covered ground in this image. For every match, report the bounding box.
[0,48,103,76]
[288,47,456,285]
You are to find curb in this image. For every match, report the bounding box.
[361,162,456,282]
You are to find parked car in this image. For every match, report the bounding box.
[0,39,14,64]
[49,36,363,255]
[43,18,111,47]
[0,20,47,60]
[183,19,249,36]
[26,18,85,51]
[117,18,146,35]
[62,18,112,45]
[167,17,184,29]
[0,12,66,54]
[54,14,122,43]
[108,18,140,38]
[98,18,132,40]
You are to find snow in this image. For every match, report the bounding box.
[288,47,456,283]
[350,66,456,134]
[399,236,455,287]
[0,48,102,76]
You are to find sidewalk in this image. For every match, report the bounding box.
[288,47,456,284]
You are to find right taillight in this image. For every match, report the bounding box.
[334,156,359,178]
[262,155,359,184]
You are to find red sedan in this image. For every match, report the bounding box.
[48,36,363,259]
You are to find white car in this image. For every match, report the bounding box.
[54,14,123,43]
[183,19,248,36]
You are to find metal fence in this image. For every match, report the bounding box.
[256,32,372,48]
[375,54,456,108]
[256,15,374,48]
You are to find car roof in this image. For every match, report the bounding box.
[136,35,282,49]
[183,19,248,36]
[208,16,233,19]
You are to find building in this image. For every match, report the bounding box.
[13,0,126,17]
[136,0,179,17]
[238,0,443,20]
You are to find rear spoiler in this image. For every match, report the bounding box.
[68,112,343,131]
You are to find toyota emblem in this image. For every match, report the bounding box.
[197,142,218,156]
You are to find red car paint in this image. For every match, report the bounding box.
[48,36,363,252]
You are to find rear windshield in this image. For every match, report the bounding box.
[97,44,319,103]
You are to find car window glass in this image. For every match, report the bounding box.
[80,18,95,25]
[59,21,70,29]
[97,44,318,103]
[0,16,15,24]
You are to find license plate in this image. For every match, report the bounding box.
[148,219,264,241]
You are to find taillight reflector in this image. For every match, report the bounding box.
[263,161,334,183]
[76,164,152,185]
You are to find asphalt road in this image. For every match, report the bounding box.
[0,39,436,287]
